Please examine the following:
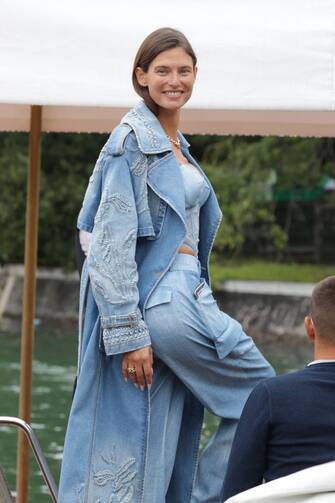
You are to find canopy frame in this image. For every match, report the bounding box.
[16,105,42,503]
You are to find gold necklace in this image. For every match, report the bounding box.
[166,135,181,149]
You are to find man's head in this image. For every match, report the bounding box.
[305,276,335,346]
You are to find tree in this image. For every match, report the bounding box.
[202,136,287,257]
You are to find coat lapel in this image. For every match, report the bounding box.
[147,151,186,225]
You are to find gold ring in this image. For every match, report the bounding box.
[127,367,136,376]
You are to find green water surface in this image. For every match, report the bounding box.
[0,326,313,502]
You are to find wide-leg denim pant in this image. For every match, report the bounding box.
[144,253,274,503]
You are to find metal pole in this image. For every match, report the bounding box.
[16,105,42,503]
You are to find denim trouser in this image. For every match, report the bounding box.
[144,253,275,503]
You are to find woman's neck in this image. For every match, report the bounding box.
[157,108,180,139]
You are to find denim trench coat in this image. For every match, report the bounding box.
[58,101,243,503]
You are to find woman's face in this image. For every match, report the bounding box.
[136,47,197,111]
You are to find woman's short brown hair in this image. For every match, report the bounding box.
[132,27,197,113]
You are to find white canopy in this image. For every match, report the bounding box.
[1,0,335,135]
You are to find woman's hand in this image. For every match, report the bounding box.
[122,346,153,391]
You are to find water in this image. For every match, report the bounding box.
[0,327,76,502]
[0,326,313,502]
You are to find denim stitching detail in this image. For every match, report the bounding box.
[95,190,132,224]
[93,447,137,502]
[135,190,148,215]
[85,347,104,502]
[97,148,107,171]
[76,483,85,503]
[92,278,120,305]
[128,109,160,149]
[131,155,147,176]
[90,229,137,303]
[110,193,132,213]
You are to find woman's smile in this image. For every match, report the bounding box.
[163,91,183,96]
[162,90,184,101]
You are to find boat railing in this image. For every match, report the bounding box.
[0,416,58,502]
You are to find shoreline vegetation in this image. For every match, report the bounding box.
[210,258,335,286]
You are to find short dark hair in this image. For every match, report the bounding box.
[311,276,335,339]
[132,27,197,114]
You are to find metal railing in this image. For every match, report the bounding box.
[0,416,58,502]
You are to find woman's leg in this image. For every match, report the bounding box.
[145,259,274,503]
[142,359,187,501]
[191,344,274,503]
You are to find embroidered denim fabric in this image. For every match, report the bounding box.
[92,447,138,502]
[59,101,274,503]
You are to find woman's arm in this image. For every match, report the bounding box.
[86,149,151,357]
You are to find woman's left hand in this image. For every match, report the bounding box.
[122,346,153,391]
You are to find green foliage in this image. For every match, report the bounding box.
[202,136,335,258]
[1,132,335,268]
[0,133,28,263]
[203,137,287,256]
[38,133,108,268]
[0,132,107,268]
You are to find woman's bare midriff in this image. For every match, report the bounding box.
[177,244,197,256]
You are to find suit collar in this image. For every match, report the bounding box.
[121,101,190,155]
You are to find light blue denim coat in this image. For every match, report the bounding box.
[77,101,223,357]
[59,102,243,503]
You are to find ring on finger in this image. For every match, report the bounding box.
[127,367,136,376]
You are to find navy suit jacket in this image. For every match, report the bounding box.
[222,362,335,502]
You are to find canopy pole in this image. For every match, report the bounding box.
[16,105,42,503]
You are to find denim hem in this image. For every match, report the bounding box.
[77,220,94,233]
[102,324,151,356]
[137,225,155,237]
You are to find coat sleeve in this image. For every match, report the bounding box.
[86,148,151,355]
[222,382,271,501]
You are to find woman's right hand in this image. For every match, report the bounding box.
[122,346,153,391]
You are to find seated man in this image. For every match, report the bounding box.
[222,276,335,502]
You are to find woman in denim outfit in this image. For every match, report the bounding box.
[59,28,274,503]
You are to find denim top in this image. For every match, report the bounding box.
[180,162,210,254]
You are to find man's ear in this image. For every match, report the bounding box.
[304,315,315,342]
[135,67,147,88]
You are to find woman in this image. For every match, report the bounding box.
[59,27,274,503]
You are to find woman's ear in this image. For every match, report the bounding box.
[194,65,198,79]
[135,67,147,88]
